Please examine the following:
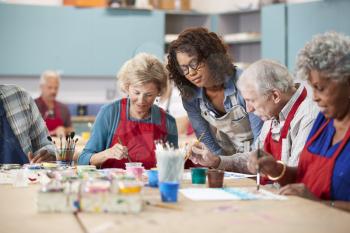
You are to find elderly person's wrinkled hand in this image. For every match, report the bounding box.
[188,142,220,168]
[108,143,128,160]
[278,183,319,200]
[247,149,279,176]
[28,149,56,163]
[90,143,128,167]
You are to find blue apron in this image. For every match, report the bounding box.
[0,98,29,164]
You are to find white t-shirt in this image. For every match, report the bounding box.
[156,87,187,118]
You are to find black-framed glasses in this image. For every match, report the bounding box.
[179,59,203,76]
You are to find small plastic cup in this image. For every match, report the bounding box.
[207,169,225,188]
[191,167,207,184]
[126,166,144,181]
[147,169,159,188]
[159,182,179,203]
[125,162,143,168]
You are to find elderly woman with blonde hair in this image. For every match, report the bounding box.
[78,53,178,169]
[248,32,350,211]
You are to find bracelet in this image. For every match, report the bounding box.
[267,160,286,181]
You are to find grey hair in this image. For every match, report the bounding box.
[117,53,168,96]
[296,31,350,82]
[237,59,294,95]
[40,70,61,85]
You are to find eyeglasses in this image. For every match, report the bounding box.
[179,59,203,76]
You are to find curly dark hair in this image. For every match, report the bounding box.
[166,27,235,99]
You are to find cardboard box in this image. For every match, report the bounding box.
[66,0,107,7]
[150,0,190,11]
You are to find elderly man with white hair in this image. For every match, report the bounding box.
[35,70,73,137]
[189,59,319,175]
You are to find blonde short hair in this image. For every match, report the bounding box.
[40,70,61,85]
[117,53,168,96]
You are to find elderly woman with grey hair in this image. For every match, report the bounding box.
[189,59,318,175]
[248,32,350,212]
[78,53,178,169]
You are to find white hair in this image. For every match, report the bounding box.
[40,70,61,85]
[237,59,294,95]
[296,31,350,82]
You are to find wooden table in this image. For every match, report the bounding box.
[1,178,350,233]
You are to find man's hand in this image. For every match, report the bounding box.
[28,149,56,163]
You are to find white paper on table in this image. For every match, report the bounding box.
[0,170,18,184]
[224,172,257,179]
[182,171,256,180]
[179,187,287,201]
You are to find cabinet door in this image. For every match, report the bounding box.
[262,4,286,66]
[0,4,165,76]
[287,1,350,70]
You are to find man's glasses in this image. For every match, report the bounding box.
[179,59,203,76]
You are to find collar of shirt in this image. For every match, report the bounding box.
[271,83,305,140]
[279,83,304,122]
[192,68,241,115]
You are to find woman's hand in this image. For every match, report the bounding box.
[247,149,279,176]
[90,143,128,167]
[279,183,319,200]
[188,142,220,168]
[108,143,128,160]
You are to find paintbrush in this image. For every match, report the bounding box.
[145,201,182,211]
[197,132,205,142]
[256,141,261,191]
[47,136,56,145]
[118,137,131,162]
[184,132,205,161]
[73,212,89,233]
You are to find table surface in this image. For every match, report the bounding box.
[1,178,350,233]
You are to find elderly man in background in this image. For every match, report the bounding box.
[35,70,73,137]
[0,84,57,164]
[189,59,319,175]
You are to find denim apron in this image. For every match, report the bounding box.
[0,97,29,164]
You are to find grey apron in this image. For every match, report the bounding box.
[200,94,254,155]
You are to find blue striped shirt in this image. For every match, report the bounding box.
[0,85,56,158]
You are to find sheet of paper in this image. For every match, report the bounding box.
[179,187,287,201]
[0,170,17,184]
[224,172,257,179]
[182,171,256,180]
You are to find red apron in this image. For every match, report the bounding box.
[297,119,350,200]
[102,98,168,170]
[264,88,307,160]
[37,97,64,132]
[262,88,307,184]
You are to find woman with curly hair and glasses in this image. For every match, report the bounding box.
[248,31,350,211]
[167,27,263,156]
